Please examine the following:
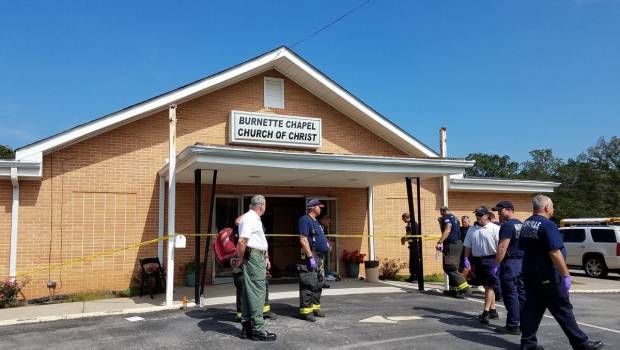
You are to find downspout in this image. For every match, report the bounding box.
[9,168,19,282]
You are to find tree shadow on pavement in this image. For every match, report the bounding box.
[268,302,301,319]
[414,306,519,349]
[185,308,241,338]
[446,330,519,349]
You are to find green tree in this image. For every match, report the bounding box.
[520,149,563,181]
[465,153,520,178]
[0,145,15,160]
[552,137,620,220]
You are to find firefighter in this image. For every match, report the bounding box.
[519,195,602,350]
[436,206,470,298]
[298,199,329,322]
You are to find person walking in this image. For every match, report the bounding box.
[493,201,524,335]
[234,195,276,341]
[463,206,501,324]
[298,199,329,322]
[400,213,416,282]
[519,195,603,350]
[436,206,470,298]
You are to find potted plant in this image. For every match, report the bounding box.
[341,250,366,278]
[180,261,203,287]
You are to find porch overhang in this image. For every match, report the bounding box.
[158,145,474,188]
[448,174,561,193]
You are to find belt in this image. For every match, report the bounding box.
[478,255,496,259]
[505,256,522,260]
[247,247,266,256]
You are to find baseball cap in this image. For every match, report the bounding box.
[492,201,514,211]
[473,206,490,216]
[307,199,325,208]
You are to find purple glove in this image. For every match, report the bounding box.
[436,242,443,252]
[561,275,571,296]
[463,257,471,270]
[308,256,317,270]
[491,265,499,276]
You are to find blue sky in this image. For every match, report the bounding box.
[1,0,618,161]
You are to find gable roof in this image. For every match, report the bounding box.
[15,46,438,161]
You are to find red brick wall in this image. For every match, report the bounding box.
[6,69,407,299]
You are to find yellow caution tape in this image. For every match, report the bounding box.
[15,232,440,278]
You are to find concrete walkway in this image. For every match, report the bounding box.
[1,273,618,327]
[0,279,406,326]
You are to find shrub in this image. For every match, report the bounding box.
[0,278,29,308]
[379,258,406,280]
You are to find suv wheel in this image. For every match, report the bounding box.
[584,256,608,278]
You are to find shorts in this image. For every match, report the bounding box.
[476,256,498,288]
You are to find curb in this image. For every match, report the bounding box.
[0,285,405,327]
[0,302,197,327]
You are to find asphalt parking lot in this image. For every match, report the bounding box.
[1,286,618,350]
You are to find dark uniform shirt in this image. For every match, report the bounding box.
[440,214,460,243]
[499,218,524,259]
[299,214,329,254]
[460,225,470,241]
[519,214,566,278]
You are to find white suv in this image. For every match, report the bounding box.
[560,226,620,278]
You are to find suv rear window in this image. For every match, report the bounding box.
[561,229,586,243]
[591,229,618,243]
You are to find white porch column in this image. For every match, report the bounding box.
[439,127,450,290]
[158,175,165,264]
[166,105,177,306]
[9,168,19,281]
[367,186,375,261]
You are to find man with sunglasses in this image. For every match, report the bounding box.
[463,206,501,324]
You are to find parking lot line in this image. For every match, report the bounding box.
[464,297,620,335]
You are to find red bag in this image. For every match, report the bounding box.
[214,227,237,265]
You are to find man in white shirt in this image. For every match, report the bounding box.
[234,195,276,341]
[463,206,501,324]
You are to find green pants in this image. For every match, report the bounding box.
[242,249,267,335]
[234,270,270,319]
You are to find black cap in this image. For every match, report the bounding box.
[473,206,490,216]
[492,201,514,211]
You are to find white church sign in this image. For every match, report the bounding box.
[229,110,322,149]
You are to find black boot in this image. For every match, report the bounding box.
[251,331,277,341]
[575,340,604,350]
[489,309,499,319]
[240,321,252,339]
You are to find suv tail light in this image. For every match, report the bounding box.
[617,243,620,256]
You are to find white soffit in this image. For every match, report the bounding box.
[449,176,561,193]
[158,145,472,188]
[15,47,437,163]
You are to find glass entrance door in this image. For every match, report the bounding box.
[212,195,243,284]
